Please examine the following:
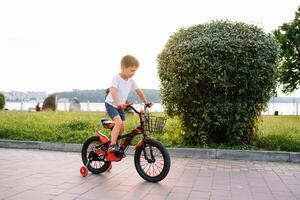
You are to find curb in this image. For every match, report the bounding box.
[0,139,299,163]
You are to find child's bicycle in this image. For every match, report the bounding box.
[80,103,171,183]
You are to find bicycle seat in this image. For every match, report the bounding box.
[101,118,115,129]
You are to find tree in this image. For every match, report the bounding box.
[0,93,5,110]
[158,20,280,145]
[274,6,300,93]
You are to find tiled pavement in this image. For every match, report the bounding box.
[0,148,299,200]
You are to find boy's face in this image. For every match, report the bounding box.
[121,65,138,79]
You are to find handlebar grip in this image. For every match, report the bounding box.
[117,103,133,110]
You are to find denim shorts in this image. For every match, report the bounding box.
[105,102,125,121]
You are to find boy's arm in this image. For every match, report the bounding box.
[110,87,123,106]
[135,88,148,104]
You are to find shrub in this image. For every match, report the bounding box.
[157,20,280,145]
[0,93,5,110]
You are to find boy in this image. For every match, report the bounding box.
[105,55,151,152]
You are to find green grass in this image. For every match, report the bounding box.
[255,116,300,152]
[0,111,103,143]
[0,111,299,152]
[0,111,145,144]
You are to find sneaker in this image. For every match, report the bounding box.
[108,144,120,153]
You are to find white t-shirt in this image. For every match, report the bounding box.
[105,74,139,107]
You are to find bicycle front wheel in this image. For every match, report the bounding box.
[134,139,170,182]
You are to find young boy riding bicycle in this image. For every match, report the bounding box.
[105,55,152,153]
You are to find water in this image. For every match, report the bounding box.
[4,102,164,112]
[264,102,299,115]
[4,102,300,115]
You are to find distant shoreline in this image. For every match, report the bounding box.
[6,96,300,104]
[4,101,300,115]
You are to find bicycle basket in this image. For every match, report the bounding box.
[143,113,166,133]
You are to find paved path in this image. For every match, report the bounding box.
[0,148,299,200]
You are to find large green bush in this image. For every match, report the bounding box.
[158,21,280,145]
[0,93,5,110]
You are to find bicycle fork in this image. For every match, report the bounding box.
[142,141,156,163]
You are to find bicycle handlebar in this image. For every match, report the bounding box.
[117,103,152,115]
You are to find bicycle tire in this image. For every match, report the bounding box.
[134,139,170,182]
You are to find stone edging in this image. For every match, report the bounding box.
[0,139,299,163]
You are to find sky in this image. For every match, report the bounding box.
[0,0,299,96]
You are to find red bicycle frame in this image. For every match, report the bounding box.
[94,103,150,162]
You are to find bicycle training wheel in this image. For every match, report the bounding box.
[81,136,111,174]
[134,140,170,182]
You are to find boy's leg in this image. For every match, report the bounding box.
[120,122,125,135]
[110,116,123,145]
[116,109,125,144]
[105,103,126,152]
[119,109,126,136]
[116,122,125,146]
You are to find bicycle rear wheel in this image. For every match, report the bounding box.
[134,139,170,182]
[81,136,111,174]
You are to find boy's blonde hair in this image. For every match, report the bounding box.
[121,55,139,68]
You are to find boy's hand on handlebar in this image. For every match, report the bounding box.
[117,102,152,110]
[117,102,126,110]
[117,102,133,110]
[145,102,153,108]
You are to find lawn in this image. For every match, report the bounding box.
[255,116,300,151]
[0,111,299,152]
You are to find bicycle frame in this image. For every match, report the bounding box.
[94,104,152,162]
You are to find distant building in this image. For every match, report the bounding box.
[26,91,47,101]
[3,91,48,102]
[4,91,26,101]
